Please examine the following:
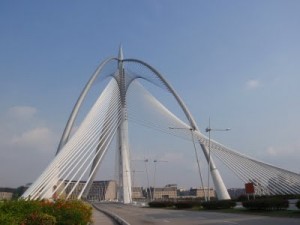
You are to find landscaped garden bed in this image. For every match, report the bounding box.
[0,199,92,225]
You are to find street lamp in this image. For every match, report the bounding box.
[143,159,152,201]
[153,159,167,200]
[205,118,230,201]
[169,127,207,201]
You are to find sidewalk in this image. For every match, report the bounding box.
[92,207,118,225]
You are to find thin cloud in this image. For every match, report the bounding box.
[8,106,37,120]
[262,144,300,173]
[265,144,298,157]
[266,146,278,156]
[246,79,261,90]
[10,127,56,152]
[0,106,58,187]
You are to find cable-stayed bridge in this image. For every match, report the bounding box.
[22,48,300,203]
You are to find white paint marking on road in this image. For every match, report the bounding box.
[163,219,170,223]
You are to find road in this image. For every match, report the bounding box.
[94,203,300,225]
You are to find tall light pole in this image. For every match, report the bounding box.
[153,159,167,200]
[143,159,152,201]
[205,118,230,201]
[169,127,207,201]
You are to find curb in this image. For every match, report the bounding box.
[92,203,131,225]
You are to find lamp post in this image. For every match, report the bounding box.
[169,127,207,201]
[205,118,230,201]
[153,159,167,200]
[132,158,151,201]
[143,159,152,201]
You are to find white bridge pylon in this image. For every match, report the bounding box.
[22,48,300,202]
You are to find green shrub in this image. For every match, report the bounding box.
[201,200,236,210]
[59,200,92,224]
[242,198,289,211]
[1,199,41,216]
[236,195,248,202]
[296,200,300,209]
[0,212,19,225]
[46,200,92,225]
[0,199,92,225]
[148,201,173,208]
[173,201,202,209]
[173,201,194,209]
[23,212,56,225]
[0,199,42,224]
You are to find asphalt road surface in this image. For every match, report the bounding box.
[94,203,300,225]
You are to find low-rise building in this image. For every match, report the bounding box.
[132,187,144,200]
[62,180,117,201]
[87,180,117,201]
[177,188,191,197]
[152,184,177,200]
[190,187,215,199]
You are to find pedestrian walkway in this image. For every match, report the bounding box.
[92,207,118,225]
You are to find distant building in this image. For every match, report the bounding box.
[227,188,245,199]
[62,180,117,201]
[0,188,15,200]
[177,188,191,197]
[190,187,215,199]
[152,184,177,200]
[132,187,144,200]
[87,180,117,201]
[0,192,13,200]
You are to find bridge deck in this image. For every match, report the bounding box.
[93,203,300,225]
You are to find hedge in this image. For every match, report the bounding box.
[148,200,202,209]
[173,201,201,209]
[201,200,236,210]
[242,198,289,211]
[148,200,236,210]
[148,201,174,208]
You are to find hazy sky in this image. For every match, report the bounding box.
[1,0,300,189]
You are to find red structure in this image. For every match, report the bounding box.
[245,183,255,194]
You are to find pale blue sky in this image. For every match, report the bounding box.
[1,0,300,188]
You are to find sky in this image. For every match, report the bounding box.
[1,0,300,189]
